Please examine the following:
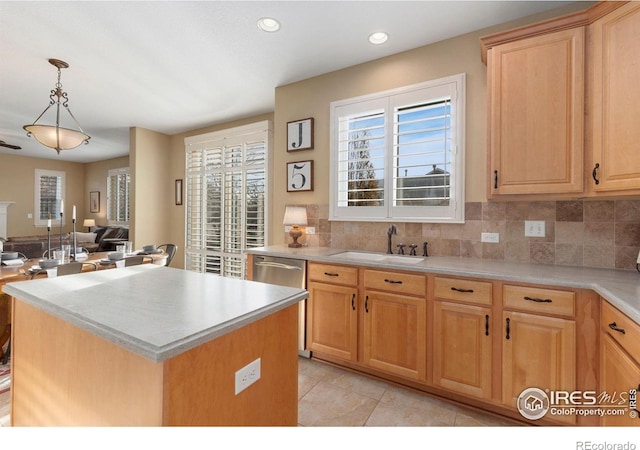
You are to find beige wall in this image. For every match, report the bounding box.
[84,155,129,227]
[130,127,171,250]
[0,153,129,238]
[0,153,85,237]
[269,2,593,246]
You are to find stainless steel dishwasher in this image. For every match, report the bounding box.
[251,255,310,357]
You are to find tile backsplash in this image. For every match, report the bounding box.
[294,200,640,270]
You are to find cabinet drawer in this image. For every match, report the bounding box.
[602,301,640,364]
[308,263,358,286]
[364,269,426,297]
[434,277,492,306]
[503,285,575,317]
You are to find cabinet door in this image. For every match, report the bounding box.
[433,301,492,399]
[589,2,640,192]
[307,281,357,361]
[363,290,426,382]
[600,334,640,426]
[502,311,576,423]
[488,27,584,196]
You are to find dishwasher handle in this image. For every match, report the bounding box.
[254,261,304,271]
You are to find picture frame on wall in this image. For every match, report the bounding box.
[175,179,183,205]
[287,160,314,192]
[90,191,100,213]
[287,118,314,151]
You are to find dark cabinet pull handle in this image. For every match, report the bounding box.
[494,170,498,189]
[384,279,403,284]
[365,295,369,313]
[592,163,600,185]
[451,287,474,293]
[524,296,552,303]
[608,322,626,334]
[505,318,510,340]
[485,315,490,336]
[351,293,356,311]
[324,272,339,277]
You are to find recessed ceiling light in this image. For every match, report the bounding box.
[369,31,389,45]
[258,17,280,33]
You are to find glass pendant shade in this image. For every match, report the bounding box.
[23,59,90,154]
[23,124,90,152]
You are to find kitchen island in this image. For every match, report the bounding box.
[2,264,308,426]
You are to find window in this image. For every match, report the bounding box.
[34,169,65,227]
[107,167,130,225]
[184,121,270,278]
[330,74,465,223]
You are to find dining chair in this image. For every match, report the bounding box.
[124,255,154,267]
[156,244,177,267]
[54,261,98,277]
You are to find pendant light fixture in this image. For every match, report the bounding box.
[23,58,90,154]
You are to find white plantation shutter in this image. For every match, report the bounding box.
[330,74,465,223]
[185,121,270,277]
[107,167,130,224]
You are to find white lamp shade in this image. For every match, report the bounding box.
[83,219,96,227]
[283,206,308,226]
[24,124,90,151]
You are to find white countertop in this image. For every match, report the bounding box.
[248,245,640,325]
[2,264,308,363]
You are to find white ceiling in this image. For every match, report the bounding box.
[0,0,579,163]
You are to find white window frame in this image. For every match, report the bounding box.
[184,120,271,278]
[329,73,465,223]
[34,169,65,227]
[107,167,130,226]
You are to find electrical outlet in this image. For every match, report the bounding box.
[525,220,545,237]
[235,358,261,395]
[481,232,499,243]
[306,226,315,235]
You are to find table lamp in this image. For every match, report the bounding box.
[283,206,307,248]
[83,218,96,232]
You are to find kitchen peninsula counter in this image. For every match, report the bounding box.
[247,245,640,325]
[3,265,308,426]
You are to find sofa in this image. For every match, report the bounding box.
[1,226,129,259]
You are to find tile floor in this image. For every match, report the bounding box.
[297,357,521,426]
[0,357,522,427]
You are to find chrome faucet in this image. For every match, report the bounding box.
[386,224,397,254]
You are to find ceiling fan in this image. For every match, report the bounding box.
[0,140,21,150]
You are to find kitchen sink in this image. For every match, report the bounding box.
[332,251,424,264]
[331,251,387,261]
[381,255,424,264]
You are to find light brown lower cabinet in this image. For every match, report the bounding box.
[501,310,576,424]
[600,334,640,426]
[306,280,358,362]
[600,300,640,426]
[363,290,426,382]
[432,300,492,399]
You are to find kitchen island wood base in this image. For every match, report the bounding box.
[10,299,298,426]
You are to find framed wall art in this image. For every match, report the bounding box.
[90,191,100,213]
[287,160,313,192]
[287,118,314,151]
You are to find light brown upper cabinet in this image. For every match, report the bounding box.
[482,1,640,199]
[588,2,640,193]
[486,27,585,197]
